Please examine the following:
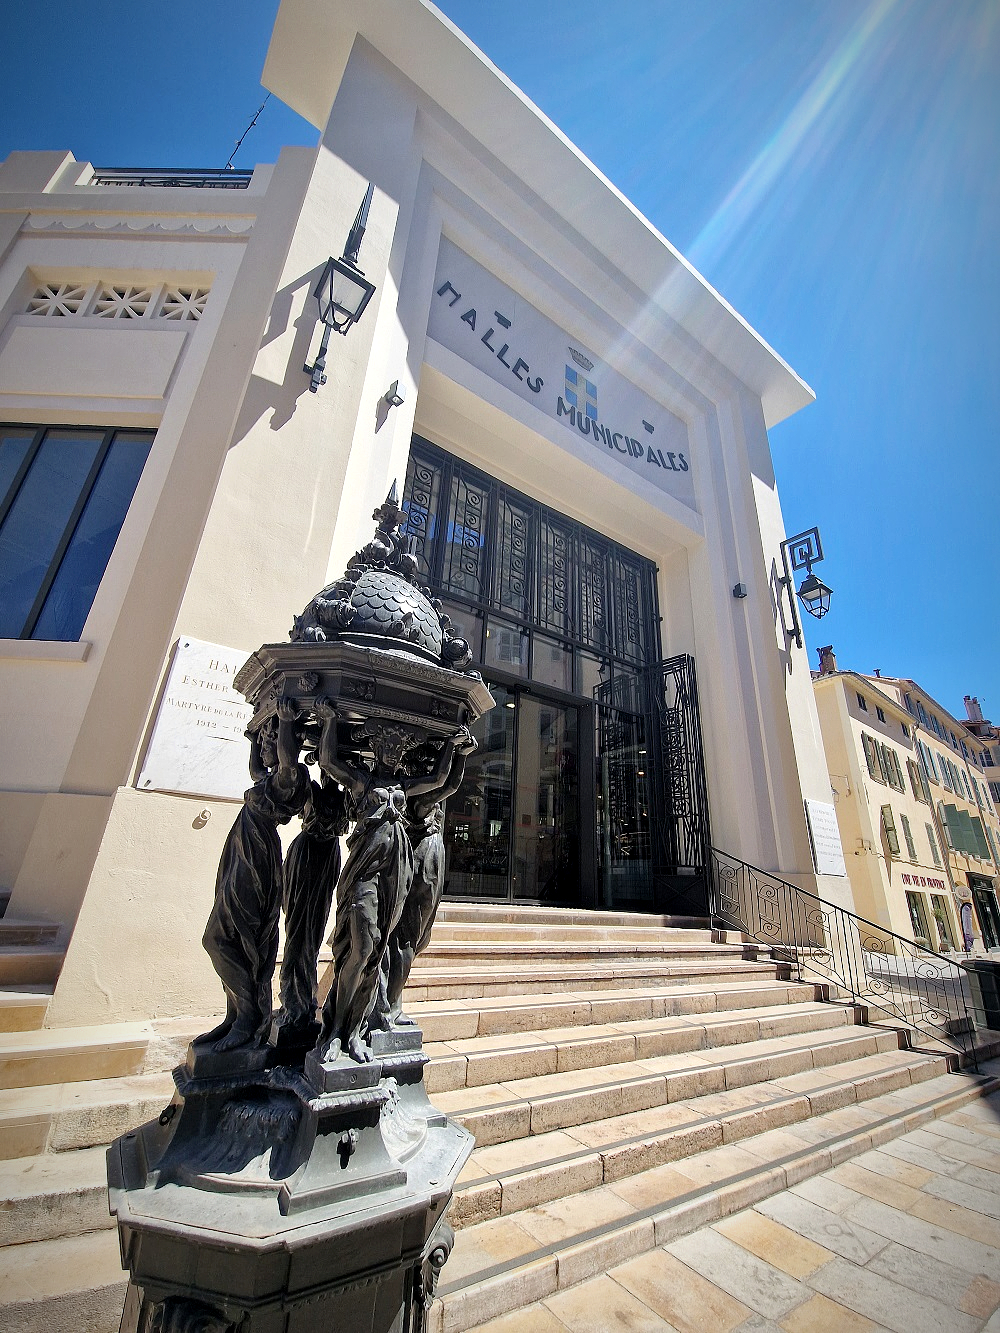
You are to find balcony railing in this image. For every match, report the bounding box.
[88,168,253,190]
[710,847,985,1069]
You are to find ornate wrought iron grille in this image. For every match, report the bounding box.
[401,437,659,670]
[402,438,714,912]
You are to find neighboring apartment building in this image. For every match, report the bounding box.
[0,0,844,1033]
[813,647,1000,954]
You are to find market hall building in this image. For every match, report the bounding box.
[0,0,848,1030]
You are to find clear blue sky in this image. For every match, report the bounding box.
[2,1,996,725]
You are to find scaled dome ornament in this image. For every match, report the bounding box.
[290,482,473,671]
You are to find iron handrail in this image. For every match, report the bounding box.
[710,847,984,1069]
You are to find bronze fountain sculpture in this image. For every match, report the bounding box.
[109,485,495,1333]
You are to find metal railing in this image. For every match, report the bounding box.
[710,848,983,1069]
[88,168,253,189]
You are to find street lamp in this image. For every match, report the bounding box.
[779,526,832,648]
[303,183,377,393]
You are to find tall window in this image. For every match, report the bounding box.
[401,435,660,690]
[0,424,153,641]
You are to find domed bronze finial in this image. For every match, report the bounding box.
[372,481,403,534]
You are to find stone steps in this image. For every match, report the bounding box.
[432,1059,1000,1333]
[404,958,786,1002]
[0,901,996,1333]
[0,1227,127,1333]
[0,945,65,986]
[0,985,52,1033]
[409,941,750,969]
[434,904,709,930]
[423,998,858,1094]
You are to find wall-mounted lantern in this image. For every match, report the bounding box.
[303,183,377,394]
[779,526,832,648]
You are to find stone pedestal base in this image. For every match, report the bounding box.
[108,1028,471,1333]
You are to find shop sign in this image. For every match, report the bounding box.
[137,636,253,802]
[901,873,947,890]
[804,798,847,876]
[428,238,694,504]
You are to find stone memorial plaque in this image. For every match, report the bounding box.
[804,798,847,876]
[137,636,252,801]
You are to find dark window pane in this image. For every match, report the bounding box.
[401,451,442,581]
[577,651,610,700]
[484,617,528,676]
[441,471,488,600]
[0,430,103,638]
[444,682,515,897]
[495,492,533,618]
[537,515,573,638]
[438,598,483,661]
[531,634,573,692]
[0,431,34,507]
[33,433,151,640]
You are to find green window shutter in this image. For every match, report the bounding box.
[955,808,977,856]
[862,733,883,782]
[939,759,953,793]
[907,760,921,801]
[900,814,917,860]
[941,803,957,849]
[987,825,1000,867]
[971,817,991,860]
[881,805,901,857]
[925,823,941,867]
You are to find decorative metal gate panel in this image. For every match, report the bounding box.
[644,655,712,913]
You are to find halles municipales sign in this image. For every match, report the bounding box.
[427,238,694,507]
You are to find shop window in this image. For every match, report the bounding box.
[905,890,932,948]
[925,823,942,867]
[881,805,901,858]
[930,896,955,950]
[0,423,153,641]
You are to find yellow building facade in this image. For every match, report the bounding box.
[813,649,1000,956]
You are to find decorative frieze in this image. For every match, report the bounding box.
[26,279,210,321]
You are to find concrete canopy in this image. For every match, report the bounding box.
[263,0,815,430]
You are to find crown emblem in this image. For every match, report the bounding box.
[568,347,594,373]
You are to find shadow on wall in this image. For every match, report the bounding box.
[768,555,794,677]
[230,267,320,446]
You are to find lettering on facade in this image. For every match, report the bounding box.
[137,636,253,802]
[427,239,695,507]
[804,798,847,876]
[902,873,947,890]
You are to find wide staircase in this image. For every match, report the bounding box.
[1,901,998,1333]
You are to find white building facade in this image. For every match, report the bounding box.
[0,0,848,1029]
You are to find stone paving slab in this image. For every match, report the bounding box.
[467,1089,1000,1331]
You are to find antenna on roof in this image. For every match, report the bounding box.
[225,93,271,170]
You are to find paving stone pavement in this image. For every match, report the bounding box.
[466,1088,1000,1332]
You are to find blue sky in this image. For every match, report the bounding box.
[2,1,997,726]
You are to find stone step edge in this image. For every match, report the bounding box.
[449,1051,941,1219]
[427,1006,862,1093]
[445,1034,933,1151]
[408,966,788,999]
[431,1066,1000,1333]
[435,905,709,926]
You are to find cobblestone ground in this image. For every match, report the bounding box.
[469,1088,1000,1332]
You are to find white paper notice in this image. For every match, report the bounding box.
[804,799,847,877]
[137,636,253,802]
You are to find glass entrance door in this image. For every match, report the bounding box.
[442,683,581,904]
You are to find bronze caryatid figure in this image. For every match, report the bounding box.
[193,482,493,1074]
